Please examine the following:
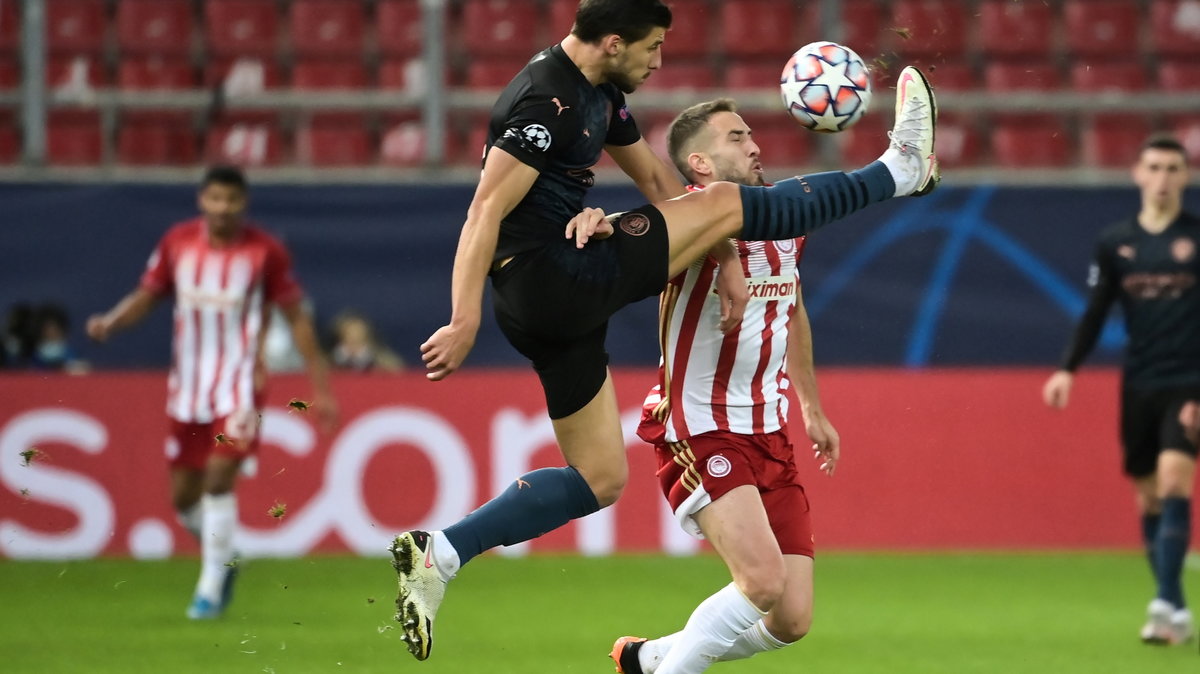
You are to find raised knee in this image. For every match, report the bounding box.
[589,474,626,508]
[738,568,786,613]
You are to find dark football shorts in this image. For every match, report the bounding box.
[491,205,669,419]
[1120,386,1200,477]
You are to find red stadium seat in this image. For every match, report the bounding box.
[1080,115,1152,168]
[206,0,281,57]
[984,60,1062,92]
[47,110,103,166]
[118,57,196,90]
[116,0,193,54]
[459,0,541,57]
[836,114,888,168]
[0,124,18,164]
[290,0,366,57]
[978,0,1055,57]
[47,0,106,53]
[799,0,884,61]
[925,63,975,92]
[992,115,1072,168]
[640,62,715,92]
[1063,0,1140,57]
[549,0,575,35]
[206,119,285,166]
[933,113,982,167]
[292,58,369,90]
[380,118,429,166]
[47,55,108,90]
[720,0,797,59]
[206,57,285,92]
[0,1,19,52]
[660,0,712,58]
[296,114,373,166]
[463,58,528,89]
[377,0,423,56]
[724,60,782,90]
[1070,60,1147,93]
[117,117,198,165]
[1160,59,1200,90]
[1152,0,1200,57]
[891,0,969,58]
[0,56,17,89]
[1168,115,1200,162]
[380,56,454,90]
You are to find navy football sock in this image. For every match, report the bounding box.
[443,466,600,567]
[1141,512,1161,584]
[1155,497,1190,608]
[738,162,895,241]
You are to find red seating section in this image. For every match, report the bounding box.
[892,0,969,58]
[47,0,107,54]
[460,0,541,58]
[290,0,365,57]
[1063,0,1141,57]
[117,0,194,55]
[206,0,281,57]
[0,0,1192,169]
[979,0,1054,57]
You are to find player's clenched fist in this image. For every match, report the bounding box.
[421,324,477,381]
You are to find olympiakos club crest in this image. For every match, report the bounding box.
[1171,237,1196,263]
[618,212,650,236]
[706,454,732,478]
[1116,244,1136,261]
[774,239,796,254]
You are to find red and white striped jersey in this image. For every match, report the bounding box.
[642,222,805,443]
[140,218,303,423]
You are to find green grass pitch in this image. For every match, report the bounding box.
[0,552,1195,673]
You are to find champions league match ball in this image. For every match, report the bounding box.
[780,41,872,133]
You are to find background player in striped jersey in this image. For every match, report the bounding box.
[1042,135,1199,646]
[609,99,839,674]
[87,165,336,619]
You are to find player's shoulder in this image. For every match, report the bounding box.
[1178,210,1200,230]
[242,222,288,250]
[1098,216,1139,243]
[161,217,204,244]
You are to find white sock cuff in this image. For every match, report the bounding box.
[756,621,789,649]
[202,492,237,514]
[431,530,461,581]
[177,503,202,535]
[727,583,769,617]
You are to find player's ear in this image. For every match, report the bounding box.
[601,34,622,56]
[688,152,710,178]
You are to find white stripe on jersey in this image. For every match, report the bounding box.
[658,239,800,442]
[171,250,200,422]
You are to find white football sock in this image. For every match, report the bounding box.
[431,530,461,582]
[642,618,789,672]
[720,619,789,661]
[176,503,202,540]
[653,583,766,674]
[878,147,918,197]
[195,492,237,601]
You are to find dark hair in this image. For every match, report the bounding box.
[571,0,672,44]
[1139,134,1189,163]
[666,98,738,180]
[201,164,248,191]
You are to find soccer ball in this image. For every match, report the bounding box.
[780,41,872,133]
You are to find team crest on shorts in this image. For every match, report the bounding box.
[774,239,795,254]
[706,454,732,478]
[618,212,651,236]
[1171,237,1195,263]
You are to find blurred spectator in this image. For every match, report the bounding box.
[2,302,36,368]
[31,303,89,373]
[330,310,404,372]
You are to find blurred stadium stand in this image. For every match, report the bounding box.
[0,0,1198,178]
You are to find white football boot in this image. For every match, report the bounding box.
[390,531,447,660]
[882,65,940,197]
[1167,608,1194,646]
[1140,598,1174,644]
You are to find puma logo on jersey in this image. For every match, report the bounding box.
[551,97,570,116]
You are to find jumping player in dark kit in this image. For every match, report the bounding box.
[390,0,940,660]
[1043,134,1199,646]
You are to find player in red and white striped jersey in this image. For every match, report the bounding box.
[611,100,839,674]
[87,166,336,620]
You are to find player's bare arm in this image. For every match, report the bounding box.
[279,300,339,431]
[86,287,160,342]
[787,285,839,476]
[421,147,540,381]
[606,138,687,202]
